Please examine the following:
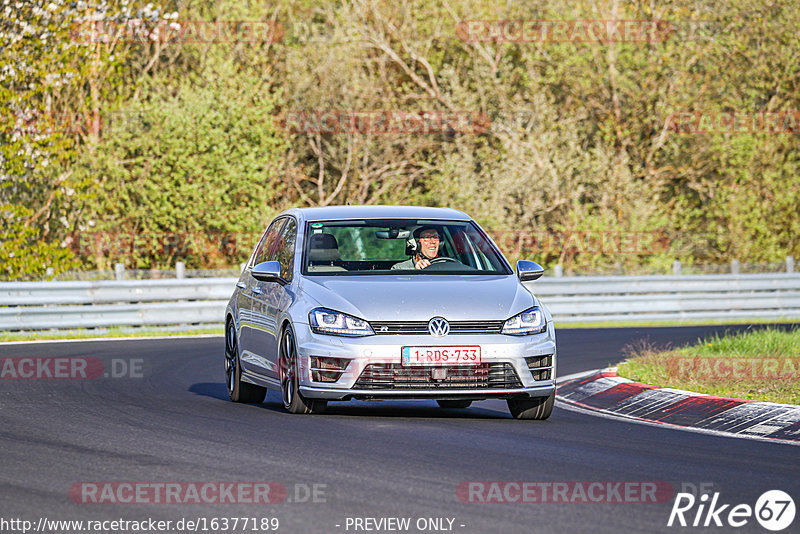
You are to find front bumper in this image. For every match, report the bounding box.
[298,384,555,401]
[292,322,557,401]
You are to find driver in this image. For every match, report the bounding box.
[392,227,441,270]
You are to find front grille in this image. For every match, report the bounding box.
[353,363,523,390]
[369,320,504,335]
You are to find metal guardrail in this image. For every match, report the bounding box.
[525,273,800,323]
[0,279,234,330]
[1,274,799,331]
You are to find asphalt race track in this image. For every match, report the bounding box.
[1,325,798,534]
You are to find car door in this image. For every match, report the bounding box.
[239,217,286,378]
[250,217,297,379]
[236,227,266,364]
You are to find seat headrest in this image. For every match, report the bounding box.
[309,233,339,262]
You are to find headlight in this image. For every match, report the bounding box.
[309,308,374,337]
[502,307,546,335]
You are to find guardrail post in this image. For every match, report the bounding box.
[554,264,563,277]
[672,260,681,275]
[788,256,795,273]
[731,259,740,275]
[176,261,186,279]
[114,263,125,281]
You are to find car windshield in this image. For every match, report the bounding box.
[302,219,511,275]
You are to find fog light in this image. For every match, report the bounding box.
[530,369,551,381]
[310,356,350,383]
[525,355,553,381]
[525,355,552,369]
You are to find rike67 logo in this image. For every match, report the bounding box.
[668,490,795,531]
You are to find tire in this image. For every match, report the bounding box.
[507,392,554,420]
[279,327,327,414]
[225,319,266,403]
[436,400,472,409]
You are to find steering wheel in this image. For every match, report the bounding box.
[424,256,473,272]
[429,256,459,264]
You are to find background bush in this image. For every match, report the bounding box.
[2,0,798,277]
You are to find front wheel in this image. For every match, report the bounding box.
[225,320,266,403]
[279,327,326,414]
[507,392,554,420]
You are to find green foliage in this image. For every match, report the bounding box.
[0,0,88,279]
[617,328,800,404]
[2,0,798,278]
[76,65,288,269]
[0,203,78,279]
[0,0,142,278]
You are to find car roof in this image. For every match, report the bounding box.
[284,205,472,222]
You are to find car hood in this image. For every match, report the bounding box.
[298,274,537,322]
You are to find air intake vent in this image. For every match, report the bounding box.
[354,363,522,390]
[525,355,553,382]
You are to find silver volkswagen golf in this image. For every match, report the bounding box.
[224,206,556,419]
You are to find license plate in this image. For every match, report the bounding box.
[401,346,481,366]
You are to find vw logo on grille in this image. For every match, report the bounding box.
[428,317,450,337]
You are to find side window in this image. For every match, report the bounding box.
[248,231,269,268]
[251,218,286,267]
[438,228,455,258]
[273,218,297,282]
[449,229,472,267]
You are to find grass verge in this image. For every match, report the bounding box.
[0,326,223,343]
[617,328,800,405]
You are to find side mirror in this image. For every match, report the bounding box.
[251,261,284,284]
[517,260,544,282]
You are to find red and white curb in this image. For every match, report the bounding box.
[556,368,800,445]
